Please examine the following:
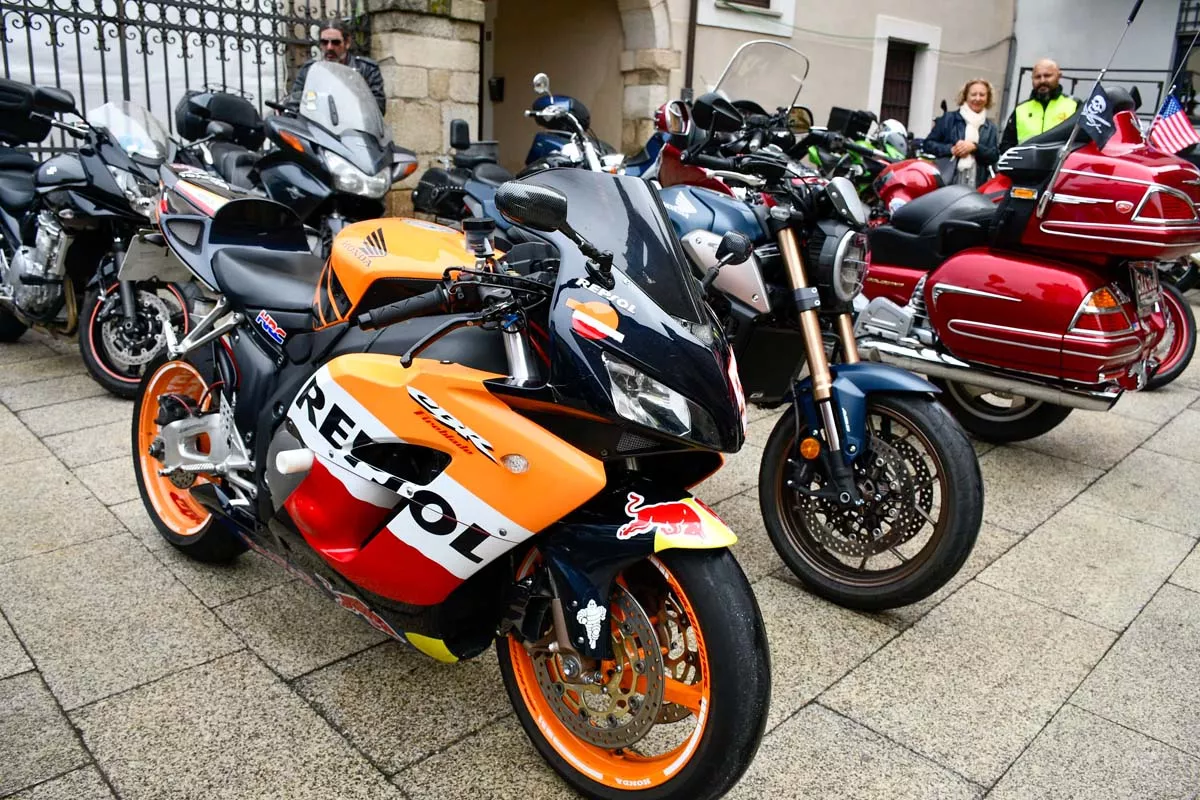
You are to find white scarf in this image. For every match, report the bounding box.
[958,103,986,170]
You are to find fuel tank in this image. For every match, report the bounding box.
[316,217,473,327]
[924,247,1154,387]
[1016,113,1200,261]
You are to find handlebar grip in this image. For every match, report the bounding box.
[844,140,877,158]
[689,153,738,171]
[356,285,447,331]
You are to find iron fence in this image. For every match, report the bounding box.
[1,0,369,155]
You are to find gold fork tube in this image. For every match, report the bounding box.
[837,314,860,363]
[777,227,833,401]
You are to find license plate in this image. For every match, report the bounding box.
[1129,262,1161,318]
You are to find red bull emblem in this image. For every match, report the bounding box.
[617,492,708,540]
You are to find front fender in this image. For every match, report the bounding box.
[538,478,736,659]
[794,362,938,461]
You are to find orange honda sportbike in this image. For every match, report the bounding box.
[133,164,770,798]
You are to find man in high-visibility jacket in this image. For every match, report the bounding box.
[999,59,1080,152]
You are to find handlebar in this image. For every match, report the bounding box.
[686,152,739,171]
[265,99,294,113]
[355,285,448,331]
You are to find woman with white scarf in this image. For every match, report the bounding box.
[922,79,1000,188]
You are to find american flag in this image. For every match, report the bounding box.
[1149,93,1200,154]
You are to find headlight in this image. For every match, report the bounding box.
[603,353,721,447]
[107,166,160,218]
[831,230,869,303]
[325,151,390,199]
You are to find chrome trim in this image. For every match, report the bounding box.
[1131,185,1199,226]
[1052,194,1113,206]
[1061,169,1155,187]
[946,320,1061,354]
[1037,225,1200,249]
[1042,220,1200,232]
[930,283,1021,306]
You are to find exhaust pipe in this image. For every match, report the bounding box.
[859,339,1120,412]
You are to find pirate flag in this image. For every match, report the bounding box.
[1080,84,1116,149]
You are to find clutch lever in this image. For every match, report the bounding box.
[708,169,765,188]
[398,311,486,368]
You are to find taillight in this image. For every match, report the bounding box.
[1134,187,1198,223]
[1071,286,1134,335]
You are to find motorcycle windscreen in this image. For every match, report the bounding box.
[715,40,809,113]
[518,168,746,453]
[297,62,391,145]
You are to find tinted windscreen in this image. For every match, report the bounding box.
[522,169,706,324]
[298,62,389,143]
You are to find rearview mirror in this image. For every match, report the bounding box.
[206,120,235,140]
[495,182,568,232]
[716,231,753,265]
[532,72,551,96]
[33,85,76,115]
[449,118,470,150]
[788,106,814,135]
[692,92,743,133]
[664,100,691,135]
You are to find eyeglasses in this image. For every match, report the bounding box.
[320,38,344,46]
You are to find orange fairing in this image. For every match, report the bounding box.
[314,217,473,327]
[284,354,607,605]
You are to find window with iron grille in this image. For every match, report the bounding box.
[880,40,917,128]
[1180,0,1200,34]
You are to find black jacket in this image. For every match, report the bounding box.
[290,55,386,114]
[923,110,999,187]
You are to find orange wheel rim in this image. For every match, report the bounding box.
[508,555,712,790]
[137,360,212,536]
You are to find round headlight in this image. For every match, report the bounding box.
[832,230,868,303]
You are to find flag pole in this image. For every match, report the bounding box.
[1147,25,1200,142]
[1036,0,1145,218]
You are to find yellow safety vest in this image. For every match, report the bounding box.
[1014,95,1079,143]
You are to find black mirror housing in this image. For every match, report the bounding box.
[716,231,753,265]
[449,118,471,150]
[495,181,568,232]
[692,92,744,134]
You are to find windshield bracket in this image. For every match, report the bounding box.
[558,221,614,290]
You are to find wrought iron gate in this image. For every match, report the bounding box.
[1,0,368,153]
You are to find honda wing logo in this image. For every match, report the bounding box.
[361,228,388,258]
[408,387,498,463]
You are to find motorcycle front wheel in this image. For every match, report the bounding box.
[1145,282,1196,390]
[760,394,983,611]
[0,239,28,342]
[498,549,770,800]
[80,282,190,399]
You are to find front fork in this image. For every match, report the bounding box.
[777,227,862,502]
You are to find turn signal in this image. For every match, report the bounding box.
[398,160,418,179]
[799,437,821,460]
[279,130,305,152]
[1084,287,1121,311]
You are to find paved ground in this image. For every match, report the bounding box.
[2,296,1200,800]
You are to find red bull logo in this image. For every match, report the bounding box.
[617,492,709,540]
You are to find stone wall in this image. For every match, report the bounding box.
[367,0,484,215]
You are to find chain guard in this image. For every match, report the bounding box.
[532,585,665,749]
[792,429,935,558]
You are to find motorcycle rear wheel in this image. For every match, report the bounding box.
[760,394,982,610]
[1145,282,1196,390]
[1162,256,1199,294]
[498,549,769,800]
[932,379,1072,442]
[131,354,245,563]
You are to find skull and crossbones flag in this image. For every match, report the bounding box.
[1080,84,1116,149]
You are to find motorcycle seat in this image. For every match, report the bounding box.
[208,141,259,190]
[453,142,500,170]
[472,162,515,187]
[0,169,35,214]
[211,246,322,314]
[891,185,996,236]
[0,146,37,171]
[870,185,995,269]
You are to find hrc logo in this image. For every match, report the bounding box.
[256,309,286,344]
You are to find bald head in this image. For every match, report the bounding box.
[1032,59,1063,100]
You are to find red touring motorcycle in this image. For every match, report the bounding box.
[856,89,1199,440]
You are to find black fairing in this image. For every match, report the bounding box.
[515,169,744,453]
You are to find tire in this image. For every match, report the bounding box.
[1163,256,1200,294]
[131,354,245,563]
[932,378,1073,442]
[80,283,189,399]
[1145,282,1196,390]
[0,308,27,342]
[760,395,983,611]
[498,549,770,800]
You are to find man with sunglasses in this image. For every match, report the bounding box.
[289,20,386,113]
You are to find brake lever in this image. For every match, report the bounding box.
[398,311,486,368]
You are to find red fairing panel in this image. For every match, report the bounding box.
[862,263,923,306]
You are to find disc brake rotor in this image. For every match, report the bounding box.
[655,593,699,724]
[793,427,935,558]
[100,291,175,370]
[533,585,665,749]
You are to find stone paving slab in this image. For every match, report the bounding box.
[0,355,85,389]
[0,373,109,413]
[1109,384,1199,423]
[0,672,89,796]
[710,490,781,584]
[988,704,1200,800]
[692,445,762,505]
[72,651,403,800]
[0,406,51,466]
[0,534,241,710]
[0,456,126,564]
[41,421,129,469]
[0,610,32,679]
[1143,408,1200,465]
[1171,542,1200,592]
[17,396,130,438]
[294,642,513,774]
[1013,410,1158,470]
[753,576,896,731]
[1072,584,1200,757]
[7,767,115,800]
[978,502,1195,631]
[214,581,388,680]
[976,447,1102,534]
[728,704,982,800]
[70,456,141,507]
[821,581,1115,786]
[152,546,291,609]
[1078,448,1200,538]
[0,339,55,367]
